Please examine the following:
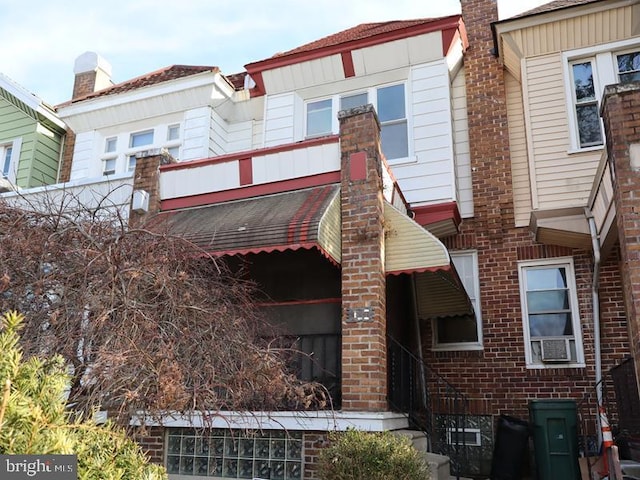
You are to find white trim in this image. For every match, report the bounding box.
[517,257,585,369]
[0,73,66,130]
[131,410,409,432]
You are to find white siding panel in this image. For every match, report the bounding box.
[451,67,473,218]
[392,60,455,206]
[525,54,601,210]
[209,109,228,157]
[252,120,264,149]
[264,93,295,147]
[69,131,95,180]
[226,121,253,154]
[182,107,210,161]
[160,162,240,200]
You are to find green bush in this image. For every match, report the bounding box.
[318,428,431,480]
[0,311,166,480]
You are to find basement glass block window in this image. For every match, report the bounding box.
[166,428,303,479]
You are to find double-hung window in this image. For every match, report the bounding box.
[304,83,409,160]
[569,60,603,148]
[102,137,117,176]
[306,99,333,138]
[433,251,482,350]
[518,258,584,368]
[617,50,640,83]
[377,84,408,159]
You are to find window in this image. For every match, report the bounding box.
[306,99,332,138]
[377,84,408,159]
[617,50,640,83]
[447,428,481,447]
[340,92,368,110]
[569,60,603,148]
[167,124,180,141]
[518,258,584,368]
[305,84,409,160]
[103,158,116,176]
[166,428,302,479]
[104,137,117,153]
[129,130,154,148]
[1,145,13,179]
[433,251,482,350]
[128,155,137,172]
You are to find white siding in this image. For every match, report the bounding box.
[209,109,228,157]
[252,120,264,150]
[392,60,455,206]
[525,54,601,210]
[182,107,210,161]
[69,131,95,180]
[263,93,295,147]
[252,142,340,184]
[160,162,240,200]
[451,66,473,218]
[227,121,254,154]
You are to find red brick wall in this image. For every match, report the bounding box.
[132,426,165,464]
[425,0,631,420]
[58,129,75,183]
[129,150,176,227]
[338,105,387,411]
[72,70,98,100]
[601,84,640,385]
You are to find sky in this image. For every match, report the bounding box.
[0,0,552,106]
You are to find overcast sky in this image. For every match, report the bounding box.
[0,0,551,106]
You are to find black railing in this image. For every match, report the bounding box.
[388,335,470,479]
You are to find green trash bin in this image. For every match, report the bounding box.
[529,400,580,480]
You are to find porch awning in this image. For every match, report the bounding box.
[157,184,341,263]
[384,202,474,319]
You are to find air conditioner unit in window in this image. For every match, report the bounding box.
[540,338,571,362]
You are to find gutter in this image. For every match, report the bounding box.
[586,208,603,442]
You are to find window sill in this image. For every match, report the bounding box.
[387,155,417,166]
[525,362,586,370]
[432,344,483,352]
[566,145,603,155]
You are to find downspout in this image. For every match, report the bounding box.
[586,208,603,425]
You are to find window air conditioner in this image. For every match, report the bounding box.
[540,338,571,362]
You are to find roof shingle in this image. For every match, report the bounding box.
[60,64,218,106]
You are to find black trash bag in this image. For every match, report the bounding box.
[490,414,530,480]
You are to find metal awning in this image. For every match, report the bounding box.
[384,202,474,319]
[157,184,341,263]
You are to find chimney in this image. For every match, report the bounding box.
[460,0,512,241]
[72,51,113,99]
[338,104,388,411]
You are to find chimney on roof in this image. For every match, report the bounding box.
[72,51,113,99]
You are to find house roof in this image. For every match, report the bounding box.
[245,14,462,75]
[61,64,219,106]
[511,0,603,19]
[272,18,447,58]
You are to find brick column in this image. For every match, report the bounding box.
[129,149,176,227]
[461,0,513,241]
[338,105,387,411]
[601,83,640,385]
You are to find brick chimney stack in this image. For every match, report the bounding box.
[72,51,113,100]
[338,105,388,411]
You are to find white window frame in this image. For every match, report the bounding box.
[432,250,483,351]
[518,257,584,369]
[101,137,118,176]
[563,38,640,152]
[304,98,334,138]
[302,82,411,161]
[0,138,22,184]
[446,427,481,447]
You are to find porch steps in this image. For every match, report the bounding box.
[395,429,472,480]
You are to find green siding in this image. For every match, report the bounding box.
[0,97,63,188]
